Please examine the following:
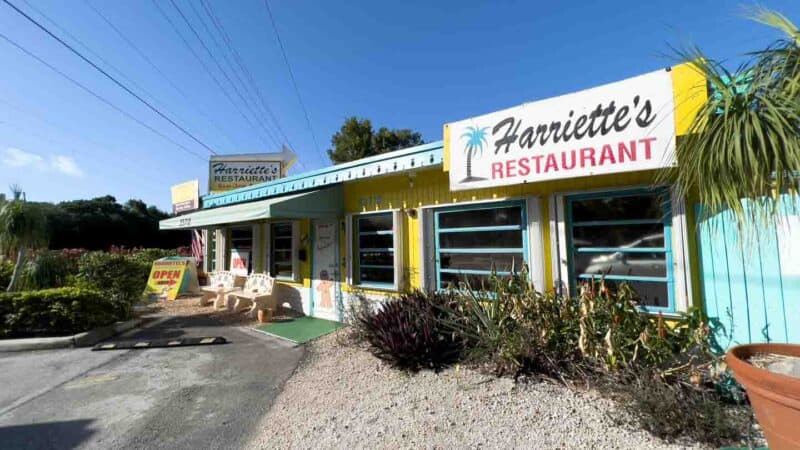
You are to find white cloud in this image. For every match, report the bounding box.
[3,147,45,169]
[50,155,84,177]
[2,148,84,178]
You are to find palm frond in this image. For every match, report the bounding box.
[748,7,800,46]
[659,9,800,237]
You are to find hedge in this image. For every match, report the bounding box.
[0,287,123,338]
[75,252,151,319]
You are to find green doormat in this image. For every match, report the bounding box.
[254,316,343,344]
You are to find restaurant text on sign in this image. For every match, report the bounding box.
[446,70,676,190]
[209,160,282,192]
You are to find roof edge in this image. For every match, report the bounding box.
[202,140,443,208]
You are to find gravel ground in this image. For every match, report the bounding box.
[250,332,705,449]
[137,295,300,327]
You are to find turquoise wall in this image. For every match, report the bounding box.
[697,194,800,352]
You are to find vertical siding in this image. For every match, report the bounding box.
[697,194,800,350]
[343,167,671,294]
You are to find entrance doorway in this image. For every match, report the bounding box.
[310,219,341,321]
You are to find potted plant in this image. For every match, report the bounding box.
[665,9,800,448]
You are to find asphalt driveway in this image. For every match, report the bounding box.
[0,315,305,450]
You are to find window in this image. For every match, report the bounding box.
[229,227,253,274]
[353,212,396,288]
[564,188,674,312]
[434,201,527,290]
[270,222,294,280]
[208,229,218,271]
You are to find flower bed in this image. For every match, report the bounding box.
[347,271,762,447]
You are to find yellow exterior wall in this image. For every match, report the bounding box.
[671,62,708,136]
[343,167,680,293]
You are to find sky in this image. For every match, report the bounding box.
[1,0,799,211]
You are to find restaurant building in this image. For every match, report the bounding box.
[161,63,799,347]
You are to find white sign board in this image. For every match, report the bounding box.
[447,69,676,191]
[209,160,282,193]
[230,249,250,276]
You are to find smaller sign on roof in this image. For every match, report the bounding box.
[209,146,297,193]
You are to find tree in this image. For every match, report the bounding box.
[40,196,184,250]
[663,8,800,231]
[327,117,424,164]
[0,186,48,292]
[460,126,489,182]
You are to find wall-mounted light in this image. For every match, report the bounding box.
[408,172,416,189]
[405,208,418,219]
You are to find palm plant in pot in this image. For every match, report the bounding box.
[664,9,800,449]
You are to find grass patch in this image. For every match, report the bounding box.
[255,316,343,344]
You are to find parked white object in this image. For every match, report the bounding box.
[227,273,276,318]
[200,271,244,309]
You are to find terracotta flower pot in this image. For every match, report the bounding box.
[257,308,272,323]
[726,343,800,450]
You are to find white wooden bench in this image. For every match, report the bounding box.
[226,273,276,318]
[200,271,244,309]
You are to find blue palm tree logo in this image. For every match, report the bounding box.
[460,126,489,182]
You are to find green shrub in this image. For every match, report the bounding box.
[436,270,585,375]
[360,291,463,372]
[18,250,77,290]
[76,252,148,318]
[602,366,754,446]
[572,280,711,371]
[0,259,12,290]
[436,271,711,377]
[0,287,121,338]
[125,248,178,267]
[341,293,377,345]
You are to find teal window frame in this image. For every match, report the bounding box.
[354,212,396,289]
[564,187,675,313]
[433,200,529,291]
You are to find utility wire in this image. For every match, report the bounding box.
[198,0,307,171]
[0,108,170,187]
[167,0,280,150]
[1,0,218,155]
[0,31,207,161]
[201,0,291,148]
[183,0,280,148]
[83,0,239,151]
[149,0,271,150]
[262,0,327,166]
[19,0,161,112]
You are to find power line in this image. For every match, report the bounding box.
[1,0,218,155]
[83,0,240,152]
[149,0,272,151]
[262,0,327,166]
[198,0,307,170]
[184,0,281,148]
[0,31,207,161]
[19,0,160,111]
[199,1,289,146]
[167,0,281,150]
[0,102,171,187]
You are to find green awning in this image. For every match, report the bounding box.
[159,186,343,230]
